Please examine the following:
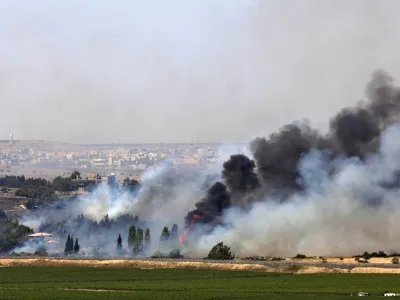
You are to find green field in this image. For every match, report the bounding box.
[0,267,399,299]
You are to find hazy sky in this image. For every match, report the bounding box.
[1,0,400,144]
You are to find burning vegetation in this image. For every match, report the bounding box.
[4,70,400,258]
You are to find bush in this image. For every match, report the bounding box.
[286,264,302,272]
[168,249,183,259]
[392,257,399,264]
[207,242,234,260]
[339,257,344,261]
[151,251,167,259]
[271,257,285,261]
[293,253,307,259]
[34,247,48,257]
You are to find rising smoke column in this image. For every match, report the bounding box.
[194,123,400,257]
[184,182,230,226]
[221,154,259,207]
[181,70,400,256]
[250,122,331,196]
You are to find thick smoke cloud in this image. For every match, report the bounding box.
[221,154,259,207]
[15,69,400,258]
[196,124,400,257]
[182,70,400,257]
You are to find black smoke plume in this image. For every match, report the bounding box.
[221,154,259,207]
[185,182,230,227]
[185,69,400,231]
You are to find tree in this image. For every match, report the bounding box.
[70,171,81,180]
[0,218,33,252]
[160,226,170,244]
[123,178,140,192]
[168,248,183,259]
[64,234,74,254]
[116,234,122,253]
[128,225,136,249]
[207,242,234,260]
[34,246,48,257]
[134,227,144,255]
[26,199,36,210]
[73,238,80,253]
[170,224,178,244]
[144,228,151,252]
[392,257,399,264]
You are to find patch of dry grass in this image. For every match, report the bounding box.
[1,258,400,274]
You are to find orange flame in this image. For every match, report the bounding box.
[178,213,202,244]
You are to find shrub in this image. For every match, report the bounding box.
[293,253,307,259]
[207,242,234,260]
[392,257,399,264]
[286,264,302,272]
[34,247,48,257]
[168,249,183,259]
[271,257,285,261]
[339,257,344,261]
[150,251,166,259]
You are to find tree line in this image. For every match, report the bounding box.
[64,234,80,254]
[0,173,80,205]
[126,225,151,255]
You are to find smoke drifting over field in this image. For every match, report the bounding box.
[13,70,400,258]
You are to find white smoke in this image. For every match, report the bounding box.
[192,124,400,257]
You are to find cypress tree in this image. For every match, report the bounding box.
[73,238,80,253]
[144,228,151,252]
[133,227,144,255]
[128,225,136,249]
[160,226,170,242]
[69,236,74,253]
[116,234,122,252]
[159,226,170,249]
[170,224,178,247]
[64,234,71,254]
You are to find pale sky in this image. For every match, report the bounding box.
[1,0,400,144]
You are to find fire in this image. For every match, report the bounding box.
[178,213,202,244]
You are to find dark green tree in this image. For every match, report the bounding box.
[116,234,122,253]
[134,227,144,255]
[160,226,170,244]
[70,171,81,180]
[128,225,136,249]
[26,199,36,210]
[73,238,80,253]
[64,234,74,254]
[0,218,33,252]
[144,228,151,252]
[207,242,234,260]
[123,178,140,192]
[69,235,74,253]
[170,224,179,247]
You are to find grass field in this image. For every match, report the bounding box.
[1,267,400,300]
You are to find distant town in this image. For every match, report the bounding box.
[0,137,232,181]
